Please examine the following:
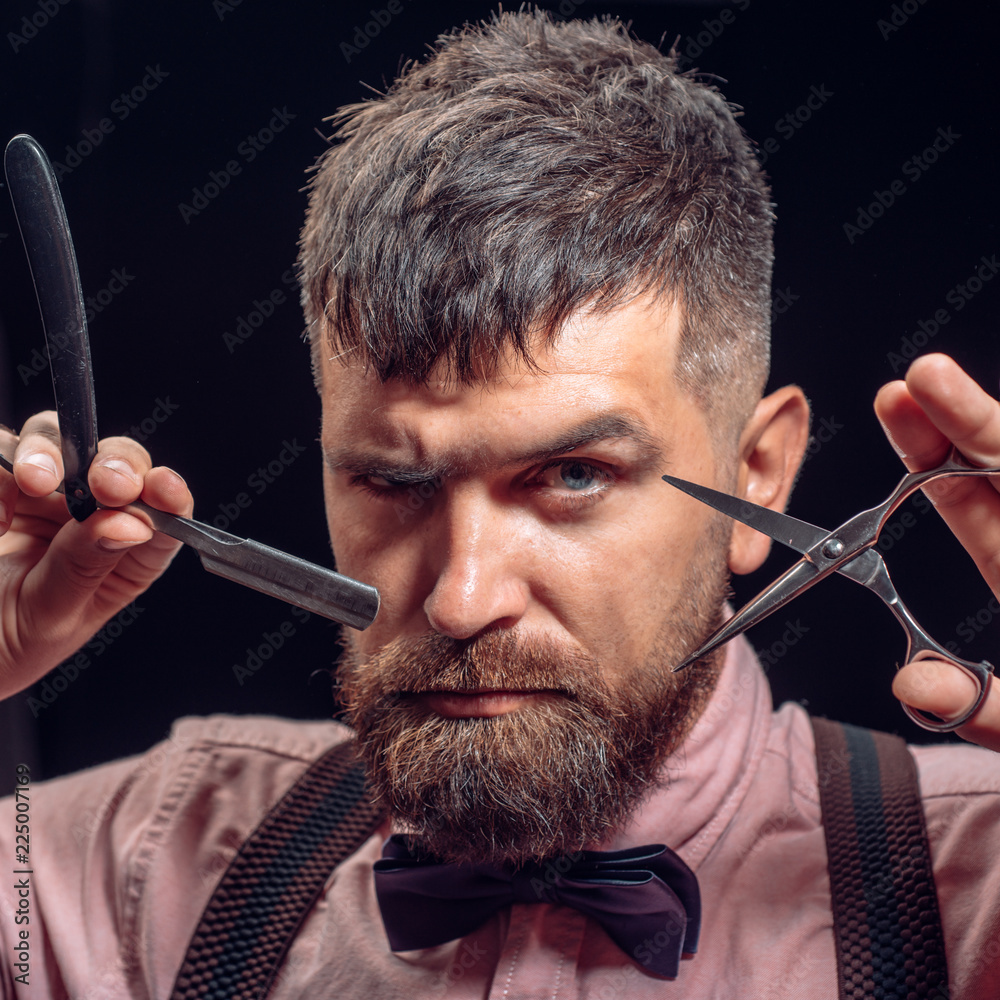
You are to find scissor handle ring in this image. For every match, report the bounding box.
[899,653,994,733]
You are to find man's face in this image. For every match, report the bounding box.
[319,295,734,864]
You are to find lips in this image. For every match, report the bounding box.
[412,689,562,718]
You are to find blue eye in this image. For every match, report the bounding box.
[560,461,598,491]
[535,460,611,501]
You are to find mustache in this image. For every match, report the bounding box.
[338,629,608,703]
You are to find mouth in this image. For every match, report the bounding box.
[407,689,565,719]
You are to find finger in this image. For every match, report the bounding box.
[88,435,154,508]
[873,379,945,467]
[874,379,981,510]
[5,469,192,658]
[904,354,1000,467]
[893,658,1000,753]
[874,355,1000,591]
[14,510,154,645]
[139,466,194,519]
[875,354,1000,480]
[88,468,192,580]
[13,410,64,497]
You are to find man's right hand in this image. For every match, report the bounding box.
[0,411,193,700]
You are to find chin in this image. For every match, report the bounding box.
[350,672,716,867]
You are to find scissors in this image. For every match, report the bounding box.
[663,450,1000,733]
[1,133,379,631]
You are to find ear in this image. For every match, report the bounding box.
[728,385,811,575]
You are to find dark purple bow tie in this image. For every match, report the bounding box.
[373,835,701,978]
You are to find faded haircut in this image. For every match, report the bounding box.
[299,9,773,447]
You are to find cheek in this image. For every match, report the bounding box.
[323,475,418,640]
[323,468,402,572]
[546,505,710,660]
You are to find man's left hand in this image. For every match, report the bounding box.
[875,352,1000,751]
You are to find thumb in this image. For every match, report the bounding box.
[893,658,1000,752]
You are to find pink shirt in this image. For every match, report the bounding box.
[3,637,1000,999]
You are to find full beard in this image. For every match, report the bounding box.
[337,533,731,866]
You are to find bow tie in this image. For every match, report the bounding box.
[373,836,701,978]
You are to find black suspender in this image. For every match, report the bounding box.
[169,740,384,1000]
[811,718,949,1000]
[172,724,950,998]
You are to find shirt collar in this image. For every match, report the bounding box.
[598,634,771,870]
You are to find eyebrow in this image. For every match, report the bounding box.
[325,412,665,481]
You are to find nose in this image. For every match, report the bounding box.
[422,488,530,640]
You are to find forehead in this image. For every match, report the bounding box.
[319,295,702,458]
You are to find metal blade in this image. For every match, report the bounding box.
[125,500,380,630]
[0,448,379,630]
[662,474,829,555]
[5,134,97,521]
[663,475,888,670]
[673,558,823,671]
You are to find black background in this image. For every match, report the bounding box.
[0,0,996,789]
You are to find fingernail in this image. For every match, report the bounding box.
[164,467,188,489]
[876,421,907,460]
[19,453,58,477]
[94,459,141,485]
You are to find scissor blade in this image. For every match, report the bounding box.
[662,475,829,555]
[672,558,822,671]
[5,134,98,521]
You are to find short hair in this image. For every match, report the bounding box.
[299,10,773,447]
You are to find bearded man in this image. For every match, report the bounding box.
[2,11,1000,999]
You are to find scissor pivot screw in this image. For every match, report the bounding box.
[821,539,844,559]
